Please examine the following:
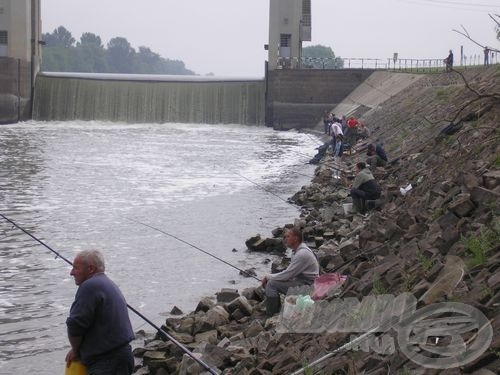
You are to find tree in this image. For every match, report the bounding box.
[453,14,500,53]
[41,26,195,75]
[302,45,343,69]
[106,37,136,73]
[77,33,103,48]
[43,26,75,48]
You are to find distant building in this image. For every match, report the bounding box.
[0,0,41,123]
[268,0,311,70]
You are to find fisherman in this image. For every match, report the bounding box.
[366,143,388,168]
[66,250,135,374]
[350,162,382,214]
[261,227,319,316]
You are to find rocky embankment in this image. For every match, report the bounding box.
[133,67,500,374]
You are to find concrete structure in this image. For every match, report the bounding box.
[268,0,311,70]
[0,0,41,123]
[266,69,375,129]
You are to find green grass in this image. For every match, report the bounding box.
[494,154,500,168]
[432,208,444,220]
[416,251,435,272]
[463,223,500,269]
[436,87,451,100]
[373,274,388,295]
[402,273,417,293]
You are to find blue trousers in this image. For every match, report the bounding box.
[86,345,134,375]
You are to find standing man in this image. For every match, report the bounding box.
[66,250,135,374]
[261,227,319,316]
[350,162,382,214]
[322,110,330,135]
[445,50,454,72]
[484,47,490,66]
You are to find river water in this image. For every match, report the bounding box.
[0,121,318,374]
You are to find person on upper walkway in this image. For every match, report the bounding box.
[261,227,319,316]
[484,47,490,66]
[445,50,454,72]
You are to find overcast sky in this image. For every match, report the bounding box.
[42,0,500,77]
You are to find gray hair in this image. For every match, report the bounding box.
[78,250,106,272]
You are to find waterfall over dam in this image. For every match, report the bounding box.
[33,73,266,125]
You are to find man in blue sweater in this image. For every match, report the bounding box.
[261,227,319,316]
[66,250,135,374]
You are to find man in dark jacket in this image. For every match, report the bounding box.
[66,250,135,374]
[350,162,382,214]
[366,143,388,167]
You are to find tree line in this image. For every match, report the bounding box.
[302,45,344,69]
[41,26,194,75]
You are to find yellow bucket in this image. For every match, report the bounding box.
[65,360,86,375]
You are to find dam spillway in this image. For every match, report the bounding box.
[33,73,266,125]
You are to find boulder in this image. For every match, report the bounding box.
[482,170,500,189]
[195,297,215,313]
[194,330,218,345]
[206,305,230,326]
[216,288,240,303]
[419,255,465,304]
[227,296,253,316]
[470,186,500,205]
[449,193,475,217]
[170,306,184,315]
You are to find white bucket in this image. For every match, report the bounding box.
[282,296,297,320]
[343,203,353,215]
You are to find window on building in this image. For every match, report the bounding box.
[0,31,7,44]
[280,34,291,47]
[302,0,311,26]
[0,31,7,57]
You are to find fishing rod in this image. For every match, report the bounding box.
[126,217,261,282]
[227,169,294,206]
[0,213,219,375]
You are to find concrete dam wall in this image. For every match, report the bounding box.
[266,69,375,129]
[0,58,33,124]
[30,70,423,129]
[33,73,266,125]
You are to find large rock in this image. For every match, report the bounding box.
[216,288,240,303]
[194,330,218,345]
[419,255,465,304]
[227,296,253,316]
[449,193,475,217]
[206,305,230,326]
[195,297,215,313]
[470,186,500,205]
[482,170,500,189]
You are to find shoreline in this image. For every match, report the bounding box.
[132,67,500,374]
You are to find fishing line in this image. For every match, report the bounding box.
[0,213,218,375]
[125,217,261,282]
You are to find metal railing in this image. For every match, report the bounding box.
[274,54,499,72]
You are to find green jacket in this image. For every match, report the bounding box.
[352,168,375,189]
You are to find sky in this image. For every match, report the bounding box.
[41,0,500,77]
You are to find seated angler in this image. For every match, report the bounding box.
[350,162,382,214]
[366,143,388,168]
[261,227,319,316]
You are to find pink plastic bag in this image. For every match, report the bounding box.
[311,273,347,300]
